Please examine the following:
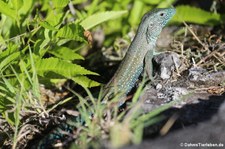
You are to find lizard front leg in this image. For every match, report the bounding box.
[144,49,155,81]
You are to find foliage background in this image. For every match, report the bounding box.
[0,0,224,148]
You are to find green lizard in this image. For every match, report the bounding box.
[34,8,176,148]
[102,8,176,105]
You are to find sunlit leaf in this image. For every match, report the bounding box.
[0,52,20,70]
[57,24,86,42]
[49,46,84,60]
[80,10,127,30]
[172,5,222,26]
[72,76,100,88]
[11,0,23,12]
[36,57,98,78]
[52,0,69,8]
[45,10,63,26]
[38,20,58,30]
[0,0,17,20]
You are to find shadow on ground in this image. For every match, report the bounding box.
[124,93,225,149]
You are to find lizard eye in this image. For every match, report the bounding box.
[160,13,165,16]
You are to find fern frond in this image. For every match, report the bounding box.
[35,57,98,78]
[57,24,86,42]
[48,46,84,61]
[72,76,100,88]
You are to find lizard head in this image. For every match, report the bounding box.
[140,8,176,44]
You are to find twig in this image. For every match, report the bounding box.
[196,47,224,66]
[183,21,208,51]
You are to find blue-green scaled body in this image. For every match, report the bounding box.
[102,8,176,105]
[34,8,176,148]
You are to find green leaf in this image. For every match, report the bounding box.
[35,57,99,79]
[172,5,222,26]
[128,1,144,26]
[157,0,176,8]
[0,44,17,59]
[18,0,33,15]
[0,15,13,38]
[38,20,58,30]
[0,52,20,71]
[0,0,17,20]
[45,10,63,26]
[48,46,84,60]
[142,0,162,5]
[2,78,15,94]
[11,0,23,12]
[52,0,69,8]
[80,10,127,30]
[57,23,86,42]
[132,123,144,144]
[72,76,100,88]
